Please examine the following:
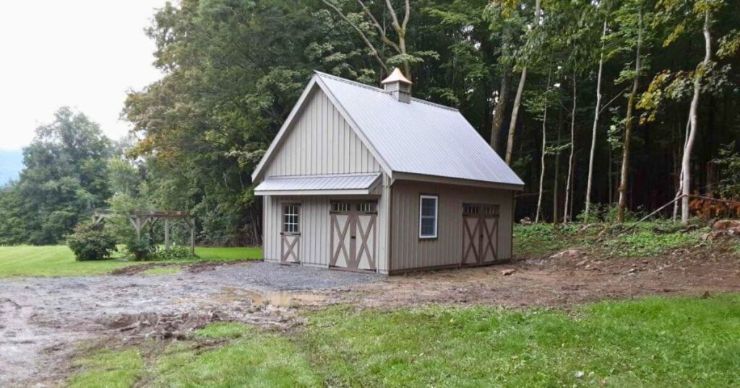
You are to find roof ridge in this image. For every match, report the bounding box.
[314,70,459,112]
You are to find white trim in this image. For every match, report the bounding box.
[256,189,376,196]
[419,194,438,239]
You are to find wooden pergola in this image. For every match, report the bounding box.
[92,209,195,255]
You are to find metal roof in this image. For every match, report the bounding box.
[254,173,381,196]
[314,72,524,187]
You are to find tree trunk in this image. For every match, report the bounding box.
[535,71,551,223]
[672,117,690,220]
[490,67,511,153]
[584,19,607,223]
[553,109,563,223]
[617,8,643,223]
[680,10,711,224]
[564,71,577,223]
[505,68,527,165]
[504,0,541,165]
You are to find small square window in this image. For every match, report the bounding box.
[283,204,300,234]
[419,195,438,239]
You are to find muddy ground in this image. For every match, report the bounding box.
[1,247,738,387]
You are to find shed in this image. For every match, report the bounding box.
[252,68,524,274]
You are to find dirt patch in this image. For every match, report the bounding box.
[337,243,739,309]
[110,263,163,276]
[0,261,377,387]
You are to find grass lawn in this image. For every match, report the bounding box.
[70,294,740,387]
[0,245,262,277]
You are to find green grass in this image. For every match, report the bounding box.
[155,324,321,387]
[514,221,709,258]
[0,245,262,277]
[68,348,144,388]
[69,294,740,387]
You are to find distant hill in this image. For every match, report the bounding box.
[0,150,23,185]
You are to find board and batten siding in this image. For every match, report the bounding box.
[264,88,382,177]
[263,190,391,274]
[389,180,513,272]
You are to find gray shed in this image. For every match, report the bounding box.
[252,68,524,274]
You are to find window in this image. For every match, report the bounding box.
[331,202,350,213]
[282,204,300,234]
[419,195,438,239]
[357,202,377,214]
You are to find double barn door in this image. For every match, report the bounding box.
[330,201,377,271]
[462,203,499,265]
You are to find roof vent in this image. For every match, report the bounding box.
[381,68,412,103]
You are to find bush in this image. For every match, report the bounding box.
[67,223,117,261]
[126,238,154,261]
[150,246,194,261]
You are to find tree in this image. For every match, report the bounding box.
[0,107,112,244]
[503,0,542,165]
[583,17,609,223]
[615,1,648,223]
[679,1,718,224]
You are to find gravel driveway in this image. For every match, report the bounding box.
[0,261,380,386]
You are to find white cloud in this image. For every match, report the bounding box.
[0,0,167,150]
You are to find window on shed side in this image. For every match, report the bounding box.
[419,195,438,239]
[283,204,300,234]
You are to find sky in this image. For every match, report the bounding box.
[0,0,168,151]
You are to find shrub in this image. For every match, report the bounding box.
[150,246,194,261]
[126,238,155,261]
[67,223,117,261]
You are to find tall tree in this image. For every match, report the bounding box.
[616,1,646,223]
[504,0,542,165]
[584,18,609,222]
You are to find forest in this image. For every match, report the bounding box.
[0,0,738,246]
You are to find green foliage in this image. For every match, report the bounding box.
[0,108,112,245]
[514,221,706,258]
[149,246,195,261]
[125,238,154,261]
[66,223,117,261]
[602,224,700,257]
[712,142,740,198]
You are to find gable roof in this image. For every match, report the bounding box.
[252,71,524,188]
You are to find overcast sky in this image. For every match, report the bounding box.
[0,1,168,150]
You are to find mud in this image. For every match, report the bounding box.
[0,261,378,387]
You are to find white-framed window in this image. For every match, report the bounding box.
[419,195,438,239]
[282,204,300,234]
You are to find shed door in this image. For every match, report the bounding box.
[462,204,499,265]
[330,201,377,271]
[280,203,301,263]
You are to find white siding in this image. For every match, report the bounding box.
[389,181,514,272]
[264,89,382,177]
[262,190,389,273]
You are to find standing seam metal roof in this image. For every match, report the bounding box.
[314,72,524,187]
[254,173,380,192]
